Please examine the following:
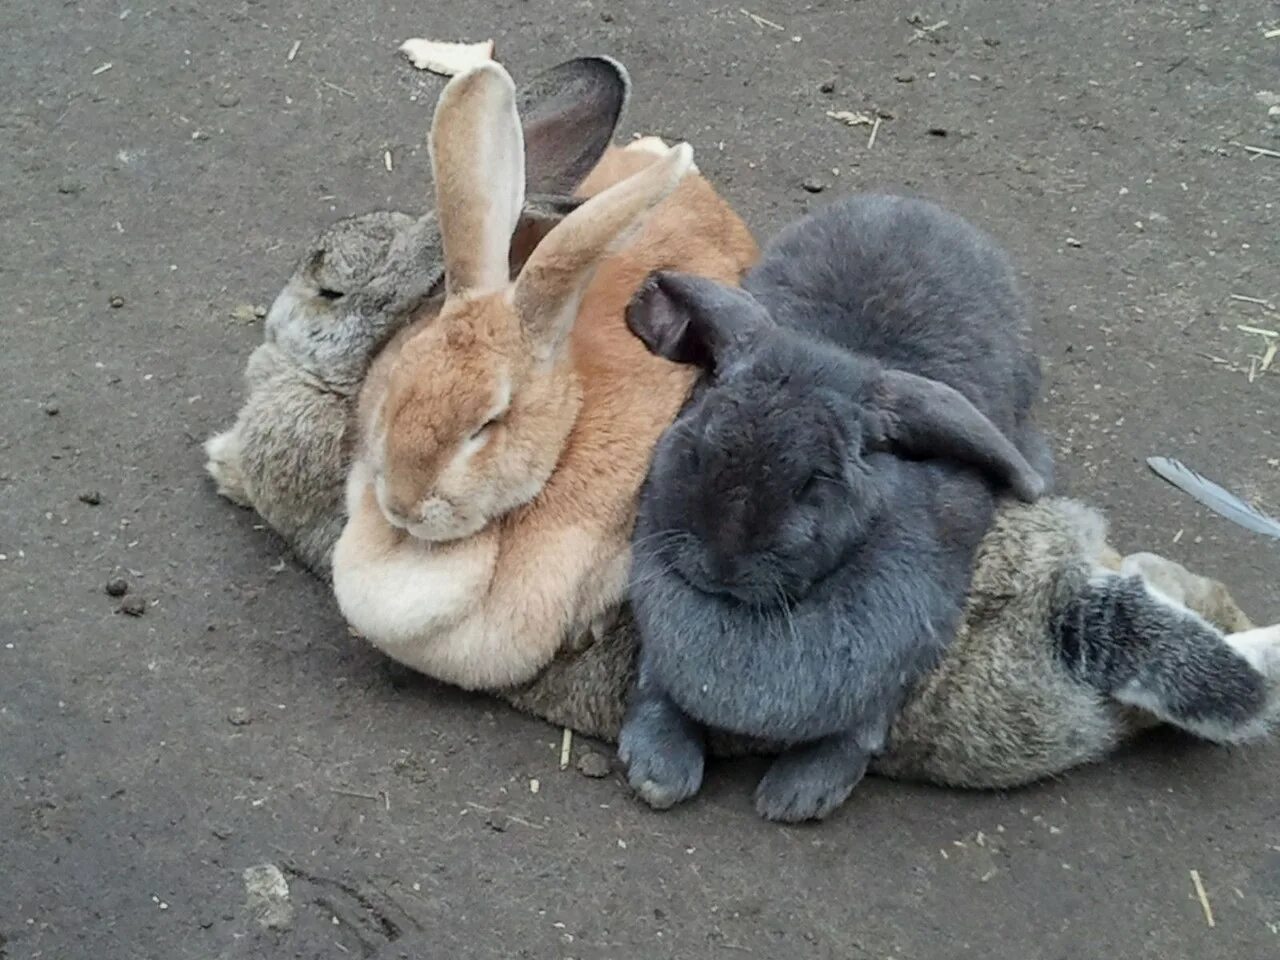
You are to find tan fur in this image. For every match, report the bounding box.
[332,65,759,689]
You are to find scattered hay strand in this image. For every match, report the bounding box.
[1189,870,1215,928]
[559,728,573,769]
[1236,142,1280,159]
[740,8,784,30]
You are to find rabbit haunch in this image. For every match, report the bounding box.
[331,63,758,690]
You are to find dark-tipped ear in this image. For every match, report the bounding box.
[517,56,630,195]
[508,194,583,275]
[870,370,1046,502]
[625,271,765,368]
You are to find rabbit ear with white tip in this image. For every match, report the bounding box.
[869,369,1045,502]
[512,142,695,358]
[430,62,527,296]
[625,271,769,369]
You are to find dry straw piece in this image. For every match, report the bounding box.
[399,38,495,76]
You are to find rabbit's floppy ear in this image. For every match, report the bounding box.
[517,56,630,195]
[869,369,1045,502]
[626,271,766,369]
[512,142,694,359]
[430,63,525,296]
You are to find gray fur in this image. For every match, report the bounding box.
[618,195,1051,819]
[205,85,1280,795]
[203,57,633,576]
[1056,573,1267,739]
[503,500,1280,791]
[204,211,441,574]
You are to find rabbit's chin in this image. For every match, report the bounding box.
[375,492,491,545]
[670,557,805,609]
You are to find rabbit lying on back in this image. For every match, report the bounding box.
[203,57,634,576]
[331,63,758,690]
[617,195,1055,822]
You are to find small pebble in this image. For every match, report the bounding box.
[57,179,85,195]
[819,79,836,94]
[600,10,614,21]
[105,577,129,597]
[109,295,125,309]
[575,751,611,778]
[229,304,260,323]
[894,72,916,83]
[119,596,147,617]
[42,404,60,416]
[78,490,103,506]
[801,177,828,194]
[215,90,241,108]
[227,707,253,726]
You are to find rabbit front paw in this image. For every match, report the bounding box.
[618,696,706,810]
[204,428,252,506]
[754,734,871,823]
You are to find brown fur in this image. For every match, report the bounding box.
[332,64,758,689]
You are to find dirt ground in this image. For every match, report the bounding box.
[2,2,1277,958]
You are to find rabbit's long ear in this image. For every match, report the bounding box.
[512,143,693,358]
[430,63,525,296]
[509,194,582,275]
[625,271,767,369]
[517,56,630,195]
[870,370,1045,502]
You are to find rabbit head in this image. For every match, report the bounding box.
[625,271,1046,601]
[259,56,633,388]
[364,63,694,543]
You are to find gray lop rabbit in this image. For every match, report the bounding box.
[205,64,1280,796]
[204,57,633,576]
[617,196,1280,820]
[617,196,1050,821]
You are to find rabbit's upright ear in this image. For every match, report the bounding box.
[518,56,630,195]
[869,370,1045,502]
[512,142,694,359]
[509,194,583,275]
[430,63,526,296]
[625,271,767,369]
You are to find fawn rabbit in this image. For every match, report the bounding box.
[330,63,757,689]
[204,57,633,575]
